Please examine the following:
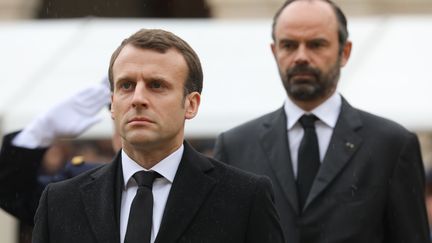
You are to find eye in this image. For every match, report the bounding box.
[119,81,134,91]
[149,80,166,90]
[150,81,161,89]
[280,40,298,50]
[308,40,326,49]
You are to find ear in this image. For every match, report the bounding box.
[184,92,201,120]
[271,42,277,58]
[340,40,352,67]
[110,94,115,120]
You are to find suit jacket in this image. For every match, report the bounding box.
[32,142,284,243]
[0,131,102,225]
[214,98,430,243]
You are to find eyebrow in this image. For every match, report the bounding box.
[278,37,331,48]
[307,38,329,44]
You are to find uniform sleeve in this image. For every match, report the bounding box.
[0,131,47,225]
[386,133,430,243]
[246,176,285,243]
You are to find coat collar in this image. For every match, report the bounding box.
[79,153,123,243]
[79,142,216,243]
[259,107,300,214]
[258,98,364,213]
[304,98,363,209]
[155,141,216,243]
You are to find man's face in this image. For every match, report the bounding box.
[110,45,199,152]
[271,0,351,105]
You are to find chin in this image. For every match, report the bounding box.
[124,131,156,145]
[289,86,318,99]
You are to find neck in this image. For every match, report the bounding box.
[122,140,183,169]
[292,99,323,112]
[290,89,336,111]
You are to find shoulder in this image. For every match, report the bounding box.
[45,162,108,193]
[38,157,105,187]
[339,98,416,141]
[353,107,415,139]
[218,108,283,142]
[228,108,281,133]
[206,155,272,191]
[63,156,105,177]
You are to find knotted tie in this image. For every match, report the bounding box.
[296,114,320,208]
[124,171,160,243]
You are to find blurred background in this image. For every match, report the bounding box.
[0,0,431,242]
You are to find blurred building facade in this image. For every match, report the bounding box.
[3,0,430,167]
[1,0,431,176]
[0,0,212,19]
[2,0,432,20]
[0,0,431,174]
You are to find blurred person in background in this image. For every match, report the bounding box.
[214,0,430,242]
[36,143,70,186]
[0,80,112,238]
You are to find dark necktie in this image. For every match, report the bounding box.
[296,114,320,208]
[124,171,160,243]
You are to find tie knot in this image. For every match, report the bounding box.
[299,114,318,129]
[133,171,161,188]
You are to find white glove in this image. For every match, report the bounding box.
[12,80,111,148]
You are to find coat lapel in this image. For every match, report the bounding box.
[155,142,216,243]
[304,99,363,209]
[259,108,300,214]
[80,156,121,243]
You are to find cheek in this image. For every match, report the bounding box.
[111,103,129,124]
[164,102,187,122]
[277,55,293,68]
[319,53,337,65]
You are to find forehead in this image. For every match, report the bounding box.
[275,0,339,40]
[112,44,188,81]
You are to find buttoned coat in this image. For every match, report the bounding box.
[32,142,284,243]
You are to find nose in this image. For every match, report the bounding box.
[131,82,148,108]
[294,44,310,65]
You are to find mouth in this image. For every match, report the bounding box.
[286,65,319,81]
[127,117,155,125]
[292,73,315,79]
[290,73,317,83]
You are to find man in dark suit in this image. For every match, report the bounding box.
[214,0,430,243]
[32,28,284,243]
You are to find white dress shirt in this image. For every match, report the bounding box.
[120,145,183,243]
[284,92,342,178]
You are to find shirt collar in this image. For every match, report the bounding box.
[284,92,342,129]
[121,144,184,189]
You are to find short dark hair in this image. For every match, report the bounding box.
[271,0,349,53]
[108,28,203,95]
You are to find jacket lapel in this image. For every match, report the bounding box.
[155,142,216,243]
[259,108,300,214]
[304,99,363,209]
[80,156,121,243]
